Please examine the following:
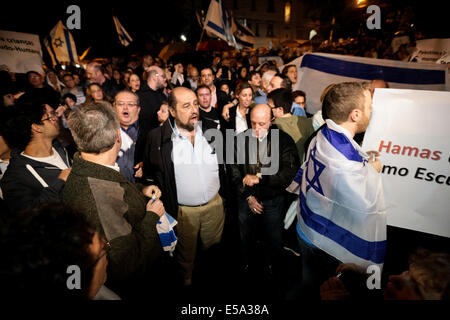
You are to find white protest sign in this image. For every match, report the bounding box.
[363,88,450,238]
[410,38,450,64]
[0,30,43,74]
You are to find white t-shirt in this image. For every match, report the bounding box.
[235,107,249,135]
[22,148,68,170]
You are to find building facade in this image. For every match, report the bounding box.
[222,0,314,48]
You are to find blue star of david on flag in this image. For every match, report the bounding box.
[53,37,64,48]
[305,146,325,196]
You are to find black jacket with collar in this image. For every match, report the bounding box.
[143,117,228,219]
[137,81,166,136]
[0,140,70,212]
[230,125,300,202]
[226,105,252,132]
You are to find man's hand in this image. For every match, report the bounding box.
[369,158,382,173]
[247,196,263,214]
[336,263,366,276]
[55,105,67,117]
[14,91,25,100]
[367,151,382,173]
[146,199,165,217]
[142,185,162,199]
[58,168,72,182]
[320,277,351,300]
[243,174,260,187]
[216,68,223,79]
[222,102,233,121]
[134,162,143,178]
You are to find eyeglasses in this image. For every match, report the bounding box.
[42,113,58,122]
[115,101,138,107]
[155,73,166,79]
[91,240,111,267]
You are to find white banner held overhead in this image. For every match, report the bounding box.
[362,88,450,238]
[284,53,450,114]
[410,38,450,64]
[0,30,43,74]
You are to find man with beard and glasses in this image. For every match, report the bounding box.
[143,87,227,287]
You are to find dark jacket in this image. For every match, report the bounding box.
[137,81,166,136]
[17,85,61,109]
[0,141,70,212]
[226,105,251,132]
[143,117,228,219]
[62,153,163,297]
[100,78,120,99]
[230,126,300,201]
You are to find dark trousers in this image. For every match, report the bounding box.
[287,233,341,300]
[238,196,284,267]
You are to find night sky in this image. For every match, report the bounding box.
[1,0,448,59]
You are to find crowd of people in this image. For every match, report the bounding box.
[0,48,448,303]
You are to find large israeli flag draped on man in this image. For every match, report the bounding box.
[295,119,387,268]
[281,53,450,114]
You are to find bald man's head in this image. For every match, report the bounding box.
[168,87,199,132]
[147,65,166,90]
[370,79,388,97]
[251,104,272,139]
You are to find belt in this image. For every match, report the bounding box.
[179,194,218,208]
[181,202,209,208]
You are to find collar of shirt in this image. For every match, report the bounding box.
[172,122,203,142]
[102,163,121,172]
[236,107,248,120]
[121,120,139,139]
[257,131,268,142]
[325,119,366,157]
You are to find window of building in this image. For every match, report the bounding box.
[267,0,275,13]
[266,23,274,37]
[284,2,291,24]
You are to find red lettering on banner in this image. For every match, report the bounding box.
[378,141,442,161]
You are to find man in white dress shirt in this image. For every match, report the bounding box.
[143,87,226,286]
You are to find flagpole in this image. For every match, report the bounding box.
[199,28,205,43]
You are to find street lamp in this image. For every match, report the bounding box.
[356,0,367,8]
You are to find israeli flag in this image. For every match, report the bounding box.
[231,17,254,49]
[294,119,387,269]
[157,213,178,255]
[204,0,229,42]
[281,53,450,114]
[44,20,79,66]
[113,16,133,47]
